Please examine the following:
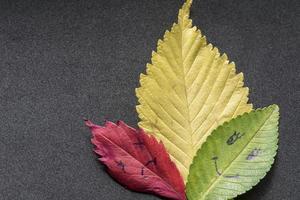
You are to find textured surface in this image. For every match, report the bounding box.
[0,0,298,200]
[86,120,186,200]
[187,105,279,200]
[136,0,252,181]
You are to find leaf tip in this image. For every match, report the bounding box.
[264,104,280,117]
[84,119,94,127]
[270,104,279,111]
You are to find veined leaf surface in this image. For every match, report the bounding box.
[85,120,186,200]
[186,105,279,200]
[136,0,252,180]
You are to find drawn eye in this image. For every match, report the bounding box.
[226,132,244,145]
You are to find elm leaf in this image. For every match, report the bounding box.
[186,105,279,200]
[85,120,186,200]
[136,0,252,181]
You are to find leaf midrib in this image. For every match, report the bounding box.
[94,126,183,199]
[179,25,194,152]
[200,108,275,199]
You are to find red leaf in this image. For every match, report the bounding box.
[85,120,186,200]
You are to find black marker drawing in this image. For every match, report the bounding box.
[141,167,145,176]
[224,174,240,179]
[139,158,157,177]
[212,156,239,179]
[247,148,261,160]
[133,138,144,149]
[227,132,244,145]
[116,160,126,173]
[145,158,157,166]
[212,156,222,175]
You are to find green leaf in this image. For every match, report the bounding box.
[136,0,252,182]
[186,105,279,200]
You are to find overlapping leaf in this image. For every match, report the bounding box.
[186,105,279,200]
[85,120,186,200]
[136,0,252,181]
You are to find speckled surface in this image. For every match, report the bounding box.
[0,0,299,199]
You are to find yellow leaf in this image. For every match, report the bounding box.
[136,0,252,182]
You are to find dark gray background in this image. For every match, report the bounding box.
[0,0,299,199]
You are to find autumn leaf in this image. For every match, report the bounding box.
[85,120,186,200]
[186,105,279,200]
[136,0,252,181]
